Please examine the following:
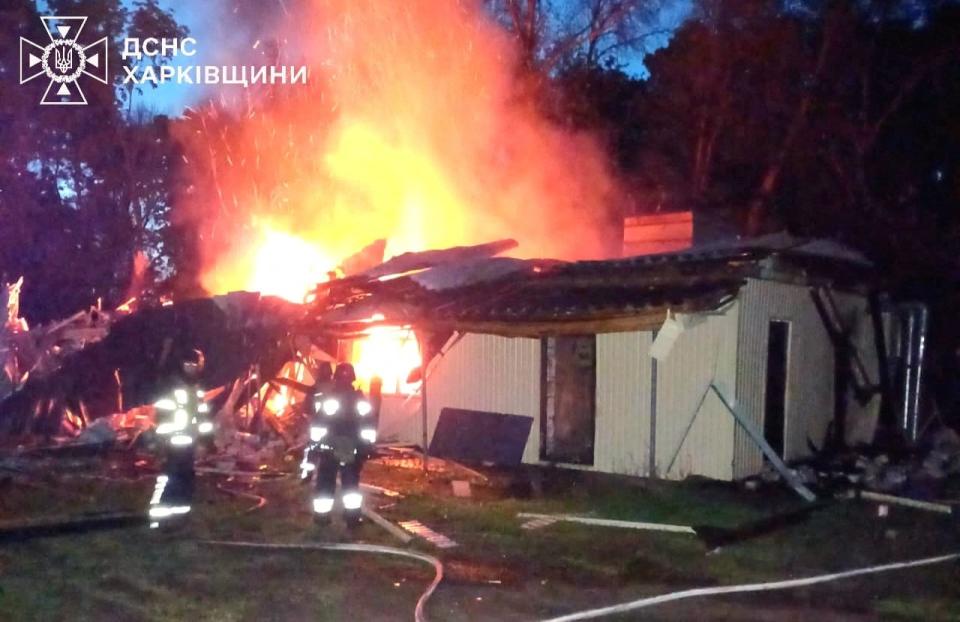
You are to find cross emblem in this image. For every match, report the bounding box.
[20,16,109,106]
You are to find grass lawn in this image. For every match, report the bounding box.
[1,452,959,621]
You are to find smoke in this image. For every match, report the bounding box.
[174,0,625,298]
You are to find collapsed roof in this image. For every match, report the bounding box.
[0,233,873,435]
[310,233,874,338]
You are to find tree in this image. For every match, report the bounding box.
[551,60,647,172]
[638,0,960,247]
[485,0,669,73]
[639,0,802,215]
[0,0,187,321]
[121,0,189,115]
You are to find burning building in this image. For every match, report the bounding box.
[307,234,887,482]
[0,1,920,490]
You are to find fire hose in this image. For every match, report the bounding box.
[540,551,960,622]
[1,473,444,622]
[5,466,957,622]
[202,540,443,622]
[214,481,268,512]
[208,470,441,621]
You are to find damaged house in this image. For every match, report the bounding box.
[348,235,892,482]
[3,234,919,487]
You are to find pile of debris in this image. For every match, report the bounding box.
[747,427,960,502]
[1,277,117,405]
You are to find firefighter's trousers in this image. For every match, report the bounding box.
[312,451,364,519]
[149,444,196,525]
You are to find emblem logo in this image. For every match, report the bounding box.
[20,16,109,105]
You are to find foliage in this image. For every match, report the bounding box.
[0,0,186,321]
[486,0,670,72]
[2,0,958,325]
[635,0,960,264]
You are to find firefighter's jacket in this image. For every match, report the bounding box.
[307,386,377,464]
[153,384,213,447]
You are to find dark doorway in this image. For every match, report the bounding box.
[764,320,790,458]
[540,336,596,465]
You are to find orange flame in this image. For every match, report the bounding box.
[351,327,422,395]
[176,0,622,303]
[203,226,337,302]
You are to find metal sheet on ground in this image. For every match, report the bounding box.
[429,407,532,466]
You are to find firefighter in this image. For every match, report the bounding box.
[307,362,377,526]
[148,349,214,528]
[298,361,334,481]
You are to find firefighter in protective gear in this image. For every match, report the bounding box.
[307,362,377,526]
[298,361,334,480]
[148,349,214,528]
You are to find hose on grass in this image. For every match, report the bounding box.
[214,482,267,513]
[540,551,960,621]
[202,540,443,622]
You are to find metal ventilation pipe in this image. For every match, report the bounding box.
[898,302,929,442]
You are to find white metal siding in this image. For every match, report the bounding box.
[594,332,651,475]
[376,394,423,444]
[735,279,840,477]
[422,333,543,463]
[655,302,739,481]
[382,279,873,483]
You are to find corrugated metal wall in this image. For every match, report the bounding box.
[399,321,742,480]
[594,332,651,475]
[421,333,543,464]
[377,394,422,445]
[734,279,877,477]
[654,302,739,481]
[380,279,876,483]
[388,331,656,475]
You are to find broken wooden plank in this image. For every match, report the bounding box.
[398,520,458,548]
[521,515,558,530]
[517,512,695,534]
[860,491,953,515]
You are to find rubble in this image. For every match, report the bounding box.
[744,425,960,506]
[2,278,117,407]
[0,292,301,440]
[73,418,117,446]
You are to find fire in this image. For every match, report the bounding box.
[351,327,422,395]
[173,0,624,383]
[246,229,335,302]
[264,360,309,416]
[200,225,337,303]
[177,0,623,302]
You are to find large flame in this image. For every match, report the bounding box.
[351,327,422,395]
[175,0,623,303]
[202,225,337,302]
[174,0,625,389]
